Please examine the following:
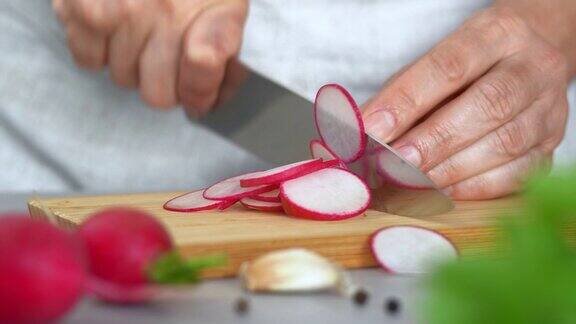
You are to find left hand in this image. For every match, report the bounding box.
[362,3,574,200]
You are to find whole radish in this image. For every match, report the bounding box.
[79,207,225,303]
[0,216,87,323]
[79,207,173,286]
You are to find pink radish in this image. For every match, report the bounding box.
[309,139,337,161]
[240,197,284,212]
[314,84,367,163]
[0,216,86,323]
[203,172,276,201]
[376,149,433,190]
[280,168,371,221]
[79,208,173,288]
[164,190,227,212]
[218,199,238,210]
[240,159,326,187]
[370,226,458,274]
[250,188,281,203]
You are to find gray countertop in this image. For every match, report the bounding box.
[1,192,423,324]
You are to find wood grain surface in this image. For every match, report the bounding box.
[28,192,524,278]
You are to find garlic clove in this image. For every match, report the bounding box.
[241,248,343,293]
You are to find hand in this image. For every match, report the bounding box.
[53,0,249,116]
[363,4,576,200]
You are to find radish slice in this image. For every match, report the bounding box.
[370,226,458,274]
[203,172,276,201]
[376,149,433,190]
[309,139,337,161]
[240,197,284,212]
[250,189,281,203]
[218,199,238,210]
[314,84,366,163]
[164,190,224,212]
[280,168,370,221]
[240,159,327,188]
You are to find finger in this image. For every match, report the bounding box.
[446,147,551,200]
[427,93,565,188]
[213,59,249,108]
[52,0,70,23]
[138,20,184,109]
[391,45,564,171]
[178,1,247,116]
[67,0,130,32]
[362,8,529,142]
[108,3,154,88]
[66,22,108,69]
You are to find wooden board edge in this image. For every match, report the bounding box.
[28,199,78,229]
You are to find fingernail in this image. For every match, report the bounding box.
[364,110,395,141]
[396,145,422,168]
[440,186,453,196]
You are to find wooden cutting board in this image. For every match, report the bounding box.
[28,193,524,278]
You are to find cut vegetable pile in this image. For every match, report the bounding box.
[163,84,372,221]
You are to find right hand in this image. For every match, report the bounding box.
[53,0,249,116]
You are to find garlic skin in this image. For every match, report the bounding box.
[241,248,343,293]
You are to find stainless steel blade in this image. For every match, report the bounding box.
[198,71,453,217]
[362,133,454,216]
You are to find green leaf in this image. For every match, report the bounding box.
[147,251,227,284]
[424,167,576,324]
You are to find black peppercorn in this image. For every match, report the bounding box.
[353,288,369,306]
[384,297,400,315]
[235,297,249,314]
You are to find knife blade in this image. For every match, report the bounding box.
[198,72,453,216]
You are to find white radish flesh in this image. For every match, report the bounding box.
[250,189,281,203]
[376,149,432,190]
[370,226,458,274]
[280,168,370,221]
[203,172,276,201]
[164,190,223,212]
[240,197,284,212]
[314,84,366,163]
[309,139,337,161]
[240,159,326,188]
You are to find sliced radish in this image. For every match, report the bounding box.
[280,168,370,221]
[250,189,281,203]
[370,226,458,274]
[203,172,276,201]
[240,159,327,188]
[314,84,366,163]
[376,149,433,190]
[240,197,284,212]
[218,199,238,210]
[309,139,337,161]
[163,190,225,212]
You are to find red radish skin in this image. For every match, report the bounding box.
[250,188,281,203]
[203,172,276,201]
[0,216,86,323]
[280,168,371,221]
[79,208,173,290]
[309,139,337,161]
[164,190,224,212]
[86,277,156,304]
[218,199,238,210]
[309,140,348,169]
[314,84,367,163]
[240,159,326,187]
[240,197,284,212]
[370,226,458,274]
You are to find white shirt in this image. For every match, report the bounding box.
[0,0,574,192]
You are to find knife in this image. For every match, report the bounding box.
[198,72,453,217]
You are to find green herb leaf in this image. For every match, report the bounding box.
[147,251,227,284]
